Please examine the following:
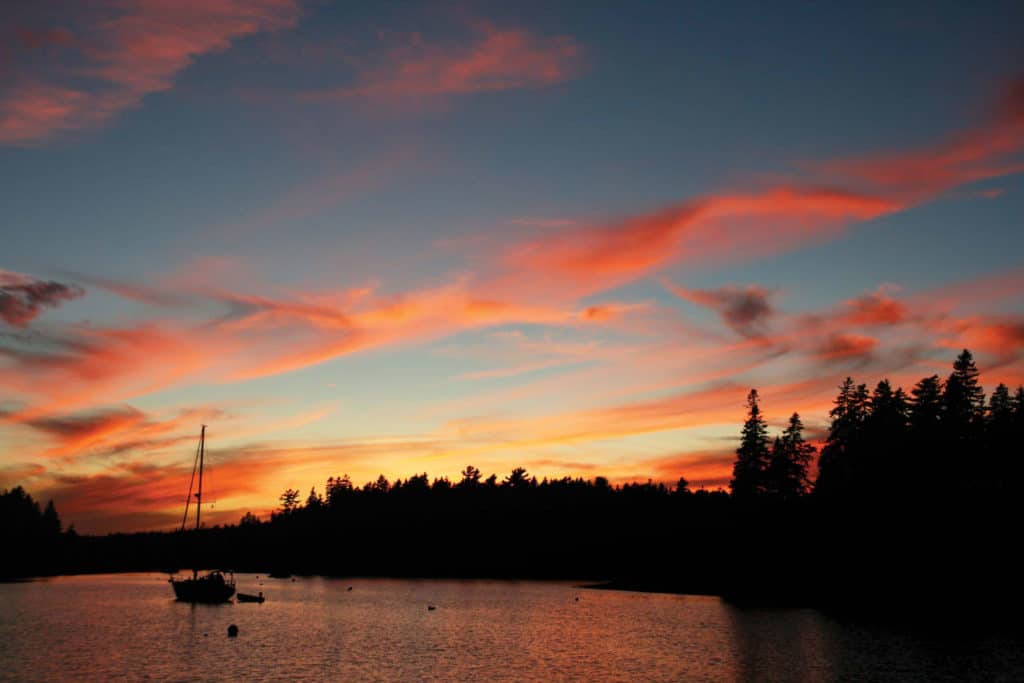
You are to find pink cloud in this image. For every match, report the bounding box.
[814,333,878,361]
[501,188,897,299]
[817,76,1024,201]
[839,289,910,326]
[0,0,303,145]
[305,24,582,101]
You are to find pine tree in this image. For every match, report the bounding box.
[41,500,61,536]
[943,349,986,432]
[988,384,1012,424]
[910,375,944,433]
[766,412,815,499]
[986,384,1015,492]
[815,378,865,497]
[864,380,910,494]
[730,388,771,498]
[939,349,986,488]
[1014,387,1024,427]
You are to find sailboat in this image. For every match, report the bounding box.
[169,425,236,603]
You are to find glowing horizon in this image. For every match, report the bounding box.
[2,2,1023,533]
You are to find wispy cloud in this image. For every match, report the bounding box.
[0,269,84,326]
[816,76,1024,201]
[0,0,303,145]
[304,23,582,102]
[664,282,776,339]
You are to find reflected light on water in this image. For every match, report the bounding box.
[0,574,1022,681]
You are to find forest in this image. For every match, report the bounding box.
[3,349,1023,613]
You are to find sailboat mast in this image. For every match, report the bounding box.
[195,424,206,532]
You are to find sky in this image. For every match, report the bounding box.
[1,1,1023,533]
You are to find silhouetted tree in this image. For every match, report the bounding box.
[815,378,867,497]
[910,375,944,432]
[986,384,1016,490]
[935,350,985,489]
[326,475,353,506]
[368,475,391,494]
[279,488,300,514]
[862,380,910,494]
[907,373,945,488]
[944,349,985,438]
[766,412,815,499]
[458,465,482,488]
[675,476,691,495]
[239,511,261,526]
[988,383,1013,422]
[1,487,67,578]
[403,473,430,494]
[504,467,535,489]
[41,499,62,536]
[731,389,770,498]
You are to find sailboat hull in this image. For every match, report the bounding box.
[170,572,235,603]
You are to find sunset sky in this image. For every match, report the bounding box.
[2,1,1023,533]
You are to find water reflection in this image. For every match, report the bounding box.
[0,574,1021,682]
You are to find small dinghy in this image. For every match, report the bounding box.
[237,592,265,603]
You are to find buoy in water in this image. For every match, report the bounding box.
[228,624,239,637]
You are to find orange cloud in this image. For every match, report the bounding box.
[818,76,1024,201]
[929,315,1024,365]
[0,0,303,145]
[502,188,896,298]
[498,78,1023,300]
[0,322,226,419]
[814,333,878,361]
[839,289,910,326]
[18,405,227,460]
[305,24,582,101]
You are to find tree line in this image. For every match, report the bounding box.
[2,348,1022,613]
[0,486,74,579]
[730,349,1024,500]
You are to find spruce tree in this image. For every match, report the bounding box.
[939,349,986,488]
[863,380,910,494]
[910,375,944,433]
[730,388,770,498]
[815,378,865,497]
[986,384,1015,491]
[944,349,986,432]
[766,412,816,499]
[988,383,1012,424]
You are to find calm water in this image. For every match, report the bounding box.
[1,574,1022,682]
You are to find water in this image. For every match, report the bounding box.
[1,574,1022,681]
